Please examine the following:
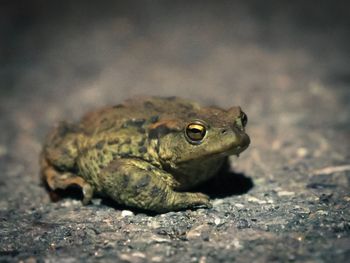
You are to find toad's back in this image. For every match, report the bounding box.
[41,97,201,190]
[78,96,200,134]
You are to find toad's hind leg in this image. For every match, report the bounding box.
[41,156,93,204]
[98,158,211,212]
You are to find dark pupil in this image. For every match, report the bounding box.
[188,127,204,140]
[241,113,248,126]
[191,128,201,134]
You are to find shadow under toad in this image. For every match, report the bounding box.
[193,161,254,199]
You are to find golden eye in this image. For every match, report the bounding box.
[185,122,207,144]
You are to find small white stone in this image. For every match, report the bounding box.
[151,256,164,262]
[247,196,267,204]
[277,191,295,197]
[91,198,102,205]
[316,210,328,215]
[132,252,146,258]
[121,210,134,217]
[150,235,171,243]
[297,147,308,158]
[148,220,160,228]
[212,199,224,206]
[234,203,244,208]
[61,199,81,207]
[266,199,274,204]
[232,239,243,249]
[214,217,221,226]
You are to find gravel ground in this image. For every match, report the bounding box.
[1,1,349,262]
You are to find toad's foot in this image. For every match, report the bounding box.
[167,192,212,210]
[41,159,93,204]
[97,158,211,212]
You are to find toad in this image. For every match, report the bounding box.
[40,96,250,212]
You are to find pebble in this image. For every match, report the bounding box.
[316,210,329,216]
[212,199,224,206]
[214,217,221,226]
[149,235,171,244]
[277,191,295,197]
[151,256,164,262]
[247,196,267,204]
[121,210,134,217]
[232,239,243,249]
[186,224,209,240]
[296,147,308,158]
[61,200,81,207]
[236,219,250,229]
[119,252,146,263]
[91,198,102,205]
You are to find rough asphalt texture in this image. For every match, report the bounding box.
[1,1,349,262]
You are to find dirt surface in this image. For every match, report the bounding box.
[1,1,349,262]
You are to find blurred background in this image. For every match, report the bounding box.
[2,1,349,104]
[1,0,350,183]
[1,0,349,180]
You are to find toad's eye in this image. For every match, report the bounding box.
[185,122,207,144]
[241,111,248,127]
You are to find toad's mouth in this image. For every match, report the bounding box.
[212,133,250,157]
[176,133,250,164]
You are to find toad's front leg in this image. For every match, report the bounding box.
[97,158,211,212]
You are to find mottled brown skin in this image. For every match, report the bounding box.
[40,96,250,212]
